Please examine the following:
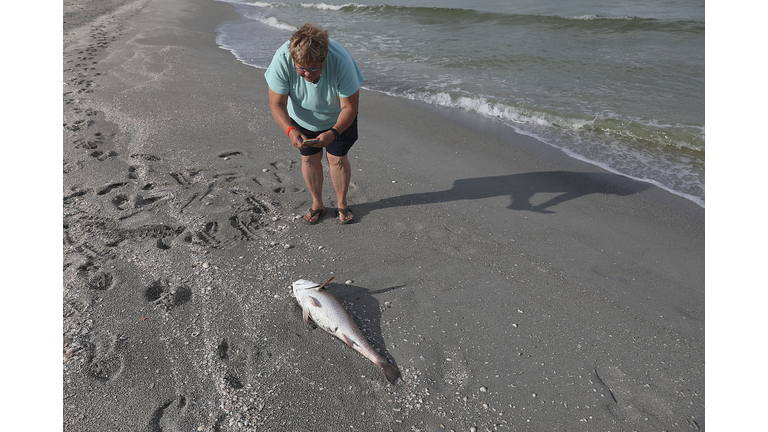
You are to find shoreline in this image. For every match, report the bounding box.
[63,0,705,430]
[221,49,708,210]
[214,4,705,209]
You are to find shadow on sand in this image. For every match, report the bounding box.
[356,170,652,215]
[325,283,405,374]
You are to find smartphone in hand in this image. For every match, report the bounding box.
[303,138,320,145]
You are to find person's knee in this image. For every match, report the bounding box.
[302,153,323,166]
[326,154,349,169]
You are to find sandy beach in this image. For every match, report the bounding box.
[62,0,704,430]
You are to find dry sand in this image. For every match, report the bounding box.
[62,0,705,430]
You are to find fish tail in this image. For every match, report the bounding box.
[380,361,400,384]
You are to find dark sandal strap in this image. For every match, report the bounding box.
[308,208,324,217]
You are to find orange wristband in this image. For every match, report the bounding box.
[286,126,295,137]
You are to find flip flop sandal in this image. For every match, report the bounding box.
[302,208,326,225]
[336,207,354,225]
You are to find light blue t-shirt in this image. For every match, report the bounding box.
[265,40,364,131]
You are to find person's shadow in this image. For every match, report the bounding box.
[355,171,652,215]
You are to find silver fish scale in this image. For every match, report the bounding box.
[299,289,366,346]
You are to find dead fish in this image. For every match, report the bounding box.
[292,278,400,384]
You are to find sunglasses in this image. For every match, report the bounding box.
[294,61,325,73]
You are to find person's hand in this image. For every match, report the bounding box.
[313,130,335,148]
[288,128,309,149]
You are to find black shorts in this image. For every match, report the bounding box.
[291,115,358,157]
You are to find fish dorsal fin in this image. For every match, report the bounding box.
[315,277,334,291]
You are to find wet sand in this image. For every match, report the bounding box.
[62,0,705,430]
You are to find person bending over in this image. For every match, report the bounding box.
[265,23,363,225]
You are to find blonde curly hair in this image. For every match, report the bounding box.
[289,23,329,67]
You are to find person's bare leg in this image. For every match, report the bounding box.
[327,153,353,222]
[301,152,325,222]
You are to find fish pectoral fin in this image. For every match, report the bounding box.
[340,333,357,348]
[300,296,320,315]
[300,298,317,323]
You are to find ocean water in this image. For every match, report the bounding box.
[215,0,705,206]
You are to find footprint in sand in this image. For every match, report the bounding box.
[64,189,88,204]
[83,330,124,382]
[112,194,131,210]
[252,159,299,189]
[169,169,203,186]
[128,165,148,180]
[147,395,188,432]
[75,260,116,291]
[595,364,675,425]
[63,160,85,174]
[90,149,117,161]
[73,135,102,150]
[144,279,193,311]
[217,338,261,390]
[213,171,252,185]
[228,212,266,241]
[87,270,115,291]
[108,190,165,211]
[182,190,275,248]
[130,153,162,162]
[97,182,127,196]
[271,186,302,193]
[185,221,230,249]
[270,159,296,170]
[218,150,245,159]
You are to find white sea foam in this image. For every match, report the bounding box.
[221,0,273,6]
[383,89,704,207]
[299,3,353,11]
[235,0,357,9]
[255,16,295,31]
[565,14,635,20]
[404,92,584,132]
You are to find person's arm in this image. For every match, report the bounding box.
[268,88,308,149]
[316,90,360,147]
